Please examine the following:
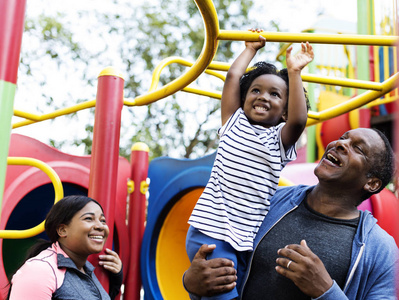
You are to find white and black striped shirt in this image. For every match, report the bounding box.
[188,108,296,251]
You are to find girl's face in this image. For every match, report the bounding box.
[58,201,109,258]
[243,74,288,127]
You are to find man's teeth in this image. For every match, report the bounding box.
[327,153,342,166]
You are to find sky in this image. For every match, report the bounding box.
[12,0,359,156]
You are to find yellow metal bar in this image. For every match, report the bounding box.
[182,86,222,99]
[183,60,384,91]
[124,0,220,107]
[306,73,398,125]
[0,157,64,239]
[13,109,42,121]
[218,30,399,46]
[383,46,390,80]
[367,95,399,107]
[343,45,355,79]
[374,46,380,82]
[144,56,226,94]
[181,73,387,100]
[13,100,97,129]
[301,74,383,91]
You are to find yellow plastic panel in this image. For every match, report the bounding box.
[156,188,204,300]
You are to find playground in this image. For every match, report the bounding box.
[0,0,398,299]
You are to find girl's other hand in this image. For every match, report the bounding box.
[286,41,314,72]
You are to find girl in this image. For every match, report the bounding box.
[186,30,314,299]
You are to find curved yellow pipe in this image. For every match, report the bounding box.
[124,0,220,106]
[0,157,64,239]
[137,56,226,96]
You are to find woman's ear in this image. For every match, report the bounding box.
[57,224,67,238]
[364,177,382,194]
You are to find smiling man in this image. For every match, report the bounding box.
[184,128,398,300]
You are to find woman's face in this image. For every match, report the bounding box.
[59,201,109,257]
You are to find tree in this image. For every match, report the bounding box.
[16,0,279,161]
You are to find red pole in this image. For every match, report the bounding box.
[0,0,26,84]
[88,67,124,291]
[124,142,149,300]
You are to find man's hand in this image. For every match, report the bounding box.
[184,244,237,297]
[275,240,333,298]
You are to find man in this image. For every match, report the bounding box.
[184,128,398,299]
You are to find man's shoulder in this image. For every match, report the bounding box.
[275,185,312,198]
[270,185,313,207]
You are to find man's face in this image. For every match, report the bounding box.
[315,128,383,189]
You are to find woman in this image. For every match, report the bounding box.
[7,195,123,299]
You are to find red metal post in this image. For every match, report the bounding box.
[0,0,26,84]
[124,142,149,300]
[88,67,124,291]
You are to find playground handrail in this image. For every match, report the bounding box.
[0,157,64,239]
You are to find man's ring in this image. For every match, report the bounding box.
[287,260,292,270]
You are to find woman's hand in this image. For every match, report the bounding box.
[99,248,122,274]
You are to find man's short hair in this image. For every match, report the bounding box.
[362,128,395,201]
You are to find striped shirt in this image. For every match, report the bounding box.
[188,108,296,251]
